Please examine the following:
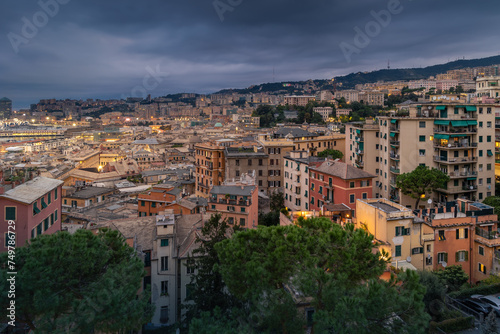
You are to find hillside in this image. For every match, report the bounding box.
[213,55,500,95]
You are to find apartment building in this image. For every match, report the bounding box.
[207,185,258,229]
[194,141,228,197]
[138,184,182,217]
[356,198,426,271]
[0,177,63,252]
[284,95,316,107]
[313,107,333,121]
[347,103,497,208]
[310,160,375,212]
[476,76,500,98]
[283,151,322,211]
[224,147,269,191]
[335,90,384,106]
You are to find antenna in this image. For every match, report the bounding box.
[387,60,390,70]
[273,66,275,82]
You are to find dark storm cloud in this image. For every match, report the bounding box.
[0,0,499,108]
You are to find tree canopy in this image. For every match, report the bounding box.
[0,229,152,333]
[213,217,429,333]
[317,149,344,160]
[396,165,450,209]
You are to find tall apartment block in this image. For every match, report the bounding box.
[346,103,498,208]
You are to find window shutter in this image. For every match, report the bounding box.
[456,229,459,239]
[465,228,468,239]
[465,251,469,261]
[444,253,448,263]
[455,252,459,262]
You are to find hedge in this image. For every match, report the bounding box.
[448,282,500,299]
[429,316,474,333]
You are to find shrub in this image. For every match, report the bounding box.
[429,316,474,333]
[448,282,500,299]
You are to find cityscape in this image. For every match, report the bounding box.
[2,1,500,333]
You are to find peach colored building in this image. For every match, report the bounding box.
[138,185,182,217]
[207,185,258,229]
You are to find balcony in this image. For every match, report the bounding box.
[462,185,478,191]
[390,154,400,161]
[434,128,477,134]
[434,141,477,149]
[422,233,435,242]
[390,167,400,174]
[390,141,400,147]
[436,185,477,194]
[434,156,476,164]
[475,227,500,247]
[389,126,400,132]
[355,159,364,167]
[448,171,478,179]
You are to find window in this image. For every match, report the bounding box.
[248,159,252,166]
[44,218,49,231]
[487,178,492,184]
[479,136,483,143]
[456,228,468,239]
[259,159,263,166]
[479,263,487,274]
[161,281,168,295]
[487,121,492,128]
[48,193,51,204]
[419,121,426,128]
[5,207,16,221]
[241,207,245,213]
[151,202,156,208]
[319,186,323,194]
[487,163,492,171]
[479,178,483,185]
[258,170,263,176]
[41,198,47,209]
[33,202,40,215]
[479,246,484,256]
[161,239,169,247]
[235,159,240,166]
[50,213,54,225]
[362,193,367,199]
[412,247,423,254]
[349,194,355,203]
[456,250,468,262]
[161,256,168,271]
[141,201,145,207]
[419,135,425,142]
[438,230,446,241]
[487,135,492,142]
[419,149,425,156]
[438,252,448,264]
[395,226,410,236]
[240,218,245,226]
[479,121,483,128]
[350,181,355,188]
[160,306,169,324]
[55,209,58,222]
[395,245,401,257]
[479,193,483,200]
[479,150,483,157]
[235,170,240,177]
[54,188,58,200]
[37,223,42,236]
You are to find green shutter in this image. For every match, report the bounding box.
[390,119,396,124]
[390,132,396,137]
[465,106,477,112]
[465,251,469,261]
[436,105,446,110]
[444,253,448,263]
[434,120,450,125]
[455,252,459,262]
[487,150,493,157]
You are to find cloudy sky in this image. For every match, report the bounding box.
[1,0,499,109]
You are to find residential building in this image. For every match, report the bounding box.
[0,177,63,252]
[347,103,497,208]
[138,184,182,217]
[284,95,316,107]
[62,186,114,210]
[0,97,12,119]
[283,151,322,211]
[224,146,268,192]
[207,184,258,229]
[356,198,426,271]
[313,107,333,121]
[476,76,500,98]
[194,141,228,197]
[309,160,375,212]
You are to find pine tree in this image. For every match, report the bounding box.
[482,310,498,334]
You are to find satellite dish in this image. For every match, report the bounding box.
[406,256,412,263]
[470,186,473,190]
[442,262,447,268]
[427,199,432,204]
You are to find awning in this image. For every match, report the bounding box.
[390,132,396,137]
[465,106,477,112]
[466,177,477,181]
[455,105,466,108]
[467,120,477,125]
[356,129,361,134]
[450,134,467,137]
[488,150,493,157]
[434,134,449,140]
[451,120,468,127]
[390,119,397,124]
[436,105,446,110]
[359,143,364,151]
[434,120,450,125]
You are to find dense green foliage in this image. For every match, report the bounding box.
[483,196,500,216]
[481,311,498,334]
[417,270,447,317]
[434,265,469,292]
[0,229,152,333]
[396,165,450,209]
[448,282,500,299]
[317,149,344,160]
[183,213,240,326]
[429,316,474,333]
[213,217,429,333]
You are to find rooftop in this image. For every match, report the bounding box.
[1,177,63,204]
[210,185,256,196]
[66,187,114,199]
[311,160,376,180]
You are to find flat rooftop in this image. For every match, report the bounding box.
[369,201,401,213]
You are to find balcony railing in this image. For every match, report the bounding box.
[434,142,477,149]
[448,171,478,178]
[434,128,477,134]
[390,167,400,174]
[434,156,476,164]
[390,154,400,160]
[462,185,478,191]
[390,141,400,146]
[476,227,499,240]
[210,198,252,206]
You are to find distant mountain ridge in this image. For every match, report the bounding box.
[213,55,500,95]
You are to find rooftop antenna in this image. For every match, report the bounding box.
[273,66,275,82]
[387,60,390,70]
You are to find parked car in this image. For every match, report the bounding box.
[460,299,492,315]
[477,296,500,316]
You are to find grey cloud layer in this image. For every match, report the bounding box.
[0,0,499,108]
